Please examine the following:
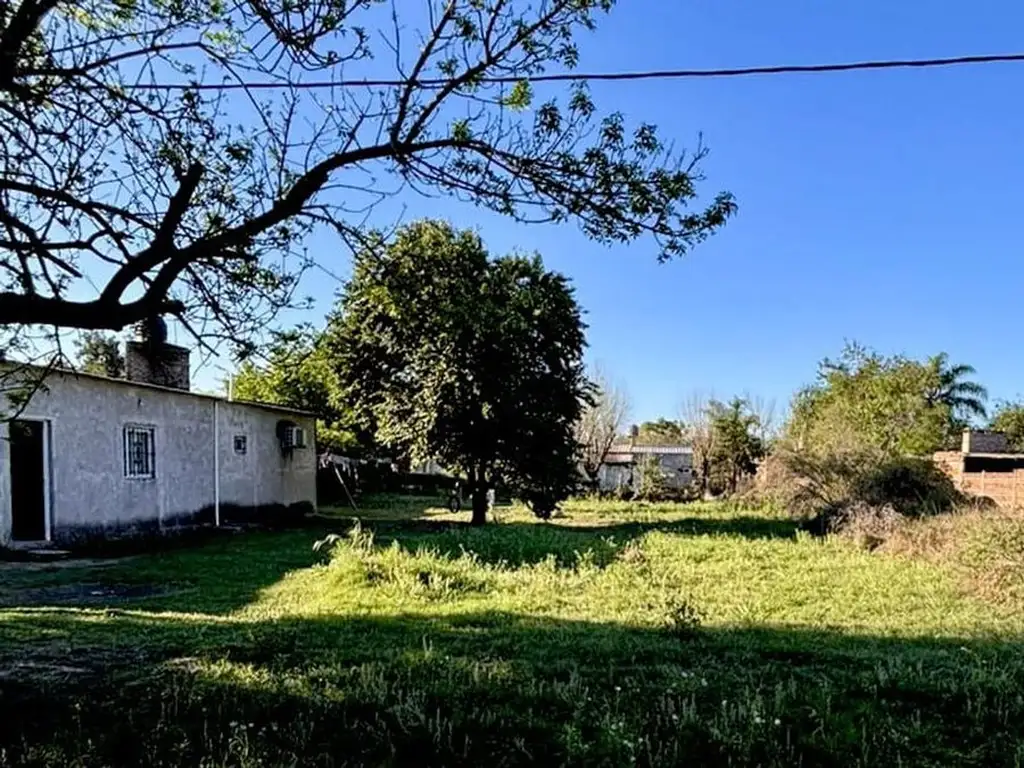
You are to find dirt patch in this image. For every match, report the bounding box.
[0,557,131,573]
[1,583,180,608]
[0,641,151,685]
[0,660,94,683]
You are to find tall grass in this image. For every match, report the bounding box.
[3,499,1024,765]
[883,505,1024,609]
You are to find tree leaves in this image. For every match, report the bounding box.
[329,220,588,519]
[789,343,974,457]
[0,0,732,360]
[74,331,124,378]
[232,327,360,453]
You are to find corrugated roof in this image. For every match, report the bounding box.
[609,443,692,455]
[632,445,692,455]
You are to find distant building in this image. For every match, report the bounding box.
[410,459,447,476]
[934,429,1024,508]
[1,343,316,548]
[597,443,694,492]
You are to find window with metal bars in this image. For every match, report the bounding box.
[123,425,156,478]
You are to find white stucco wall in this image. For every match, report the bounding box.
[216,400,317,516]
[0,371,316,545]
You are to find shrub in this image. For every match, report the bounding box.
[851,456,964,517]
[760,447,963,521]
[878,505,1024,608]
[634,455,670,501]
[665,597,703,639]
[754,447,874,519]
[801,501,903,550]
[761,446,967,547]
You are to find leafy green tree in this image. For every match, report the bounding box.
[328,221,588,524]
[636,418,685,444]
[74,332,124,378]
[634,455,669,500]
[990,400,1024,451]
[787,343,953,457]
[0,0,734,367]
[233,329,359,454]
[924,352,988,426]
[708,398,764,494]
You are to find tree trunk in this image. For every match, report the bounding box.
[470,488,488,526]
[468,465,488,526]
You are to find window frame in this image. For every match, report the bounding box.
[123,424,156,479]
[233,434,248,456]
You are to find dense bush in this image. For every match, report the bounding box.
[800,501,904,550]
[851,457,963,517]
[758,445,965,538]
[753,447,871,518]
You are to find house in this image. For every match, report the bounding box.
[934,429,1024,508]
[597,443,694,492]
[0,343,316,548]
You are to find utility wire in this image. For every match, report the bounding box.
[126,52,1024,91]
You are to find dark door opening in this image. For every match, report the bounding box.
[10,420,46,541]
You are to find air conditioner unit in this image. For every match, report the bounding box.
[281,425,307,449]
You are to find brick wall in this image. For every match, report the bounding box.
[933,450,1024,508]
[959,470,1024,508]
[933,451,963,480]
[124,342,190,391]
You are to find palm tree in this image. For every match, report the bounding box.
[924,353,988,422]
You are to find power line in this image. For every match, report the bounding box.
[126,52,1024,91]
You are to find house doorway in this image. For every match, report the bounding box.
[10,419,48,541]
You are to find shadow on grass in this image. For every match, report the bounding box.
[0,526,338,614]
[1,606,1023,766]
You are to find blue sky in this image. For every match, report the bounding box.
[186,1,1024,422]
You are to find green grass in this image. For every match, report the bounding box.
[2,497,1024,766]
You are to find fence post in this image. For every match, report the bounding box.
[981,470,986,497]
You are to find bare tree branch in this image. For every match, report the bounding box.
[576,364,630,486]
[0,0,734,375]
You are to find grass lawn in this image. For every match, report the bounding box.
[2,497,1024,766]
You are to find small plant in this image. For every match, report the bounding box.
[662,596,703,639]
[634,455,670,501]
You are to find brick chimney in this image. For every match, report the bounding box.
[961,429,1008,454]
[124,341,191,391]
